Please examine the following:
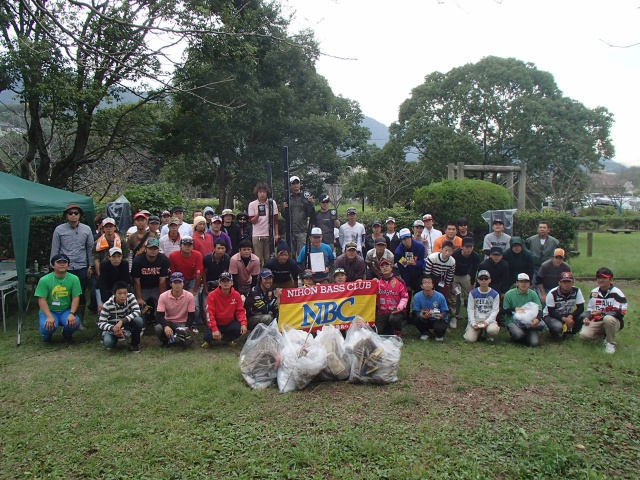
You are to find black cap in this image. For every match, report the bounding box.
[490,246,503,255]
[171,205,184,213]
[462,236,474,246]
[492,218,504,225]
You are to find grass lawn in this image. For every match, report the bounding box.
[1,288,638,478]
[569,231,640,278]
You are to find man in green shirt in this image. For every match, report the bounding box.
[36,253,82,344]
[503,273,543,347]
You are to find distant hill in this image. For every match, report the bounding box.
[601,157,627,173]
[361,116,419,161]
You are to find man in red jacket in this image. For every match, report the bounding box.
[203,272,248,347]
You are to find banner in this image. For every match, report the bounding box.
[279,280,377,332]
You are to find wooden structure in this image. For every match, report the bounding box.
[447,162,527,210]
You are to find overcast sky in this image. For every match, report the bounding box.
[285,0,640,166]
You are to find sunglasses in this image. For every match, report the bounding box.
[321,200,330,203]
[478,277,490,281]
[67,211,80,215]
[554,256,564,259]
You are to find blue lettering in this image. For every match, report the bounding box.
[301,298,356,327]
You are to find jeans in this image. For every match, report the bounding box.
[375,312,404,335]
[414,314,448,338]
[203,320,242,342]
[69,268,88,306]
[508,323,540,347]
[102,316,143,348]
[39,309,81,341]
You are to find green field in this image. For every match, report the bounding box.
[569,231,640,278]
[0,238,638,479]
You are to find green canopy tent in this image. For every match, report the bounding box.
[0,172,95,345]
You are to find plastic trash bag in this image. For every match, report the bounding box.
[239,319,282,389]
[314,325,350,382]
[344,316,403,385]
[514,302,542,329]
[277,326,328,393]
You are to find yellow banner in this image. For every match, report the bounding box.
[278,280,377,332]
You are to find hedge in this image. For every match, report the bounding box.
[0,215,65,268]
[512,210,577,252]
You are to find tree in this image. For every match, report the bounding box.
[160,0,370,207]
[392,56,614,199]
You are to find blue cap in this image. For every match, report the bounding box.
[259,268,274,279]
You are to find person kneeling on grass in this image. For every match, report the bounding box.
[36,253,82,344]
[97,281,143,353]
[412,275,449,342]
[202,272,248,347]
[154,272,196,348]
[375,259,408,337]
[503,273,543,347]
[244,268,281,331]
[543,271,585,338]
[579,267,627,354]
[464,269,500,343]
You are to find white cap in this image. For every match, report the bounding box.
[399,228,412,239]
[413,220,424,227]
[517,273,530,281]
[310,227,322,236]
[109,247,123,256]
[289,175,301,183]
[422,213,434,220]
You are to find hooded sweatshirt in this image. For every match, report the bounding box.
[502,236,535,288]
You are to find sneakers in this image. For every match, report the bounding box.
[225,340,238,347]
[130,344,141,353]
[419,334,429,341]
[449,318,457,329]
[191,326,199,334]
[435,337,444,342]
[201,341,210,349]
[604,342,616,354]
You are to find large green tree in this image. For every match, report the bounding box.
[392,56,614,207]
[160,0,370,207]
[0,0,224,189]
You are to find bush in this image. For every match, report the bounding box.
[413,179,513,233]
[122,183,185,216]
[0,215,67,268]
[348,207,422,233]
[513,210,577,251]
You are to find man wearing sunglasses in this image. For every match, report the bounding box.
[50,203,94,324]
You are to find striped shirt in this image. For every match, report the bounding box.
[424,252,455,286]
[97,293,141,331]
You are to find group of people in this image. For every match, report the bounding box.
[38,186,627,356]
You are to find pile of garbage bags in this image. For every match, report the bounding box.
[239,317,403,392]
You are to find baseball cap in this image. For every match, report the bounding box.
[180,236,194,244]
[259,268,274,279]
[219,272,233,282]
[109,247,123,256]
[50,253,70,266]
[333,268,346,276]
[310,227,322,236]
[345,242,357,250]
[554,248,565,257]
[211,215,222,223]
[101,217,116,226]
[171,205,184,213]
[489,246,503,255]
[559,272,574,282]
[477,270,491,279]
[399,228,412,239]
[161,210,171,217]
[146,238,160,248]
[375,237,387,245]
[372,218,382,226]
[289,175,300,183]
[170,272,184,283]
[492,218,504,225]
[301,272,314,279]
[320,194,330,203]
[148,215,160,224]
[379,258,393,267]
[168,217,181,226]
[133,212,148,220]
[517,273,530,282]
[462,236,474,246]
[422,214,433,221]
[413,220,424,227]
[346,207,357,215]
[386,217,396,224]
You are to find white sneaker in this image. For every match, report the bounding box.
[420,334,429,341]
[604,342,616,354]
[449,318,457,329]
[435,337,444,342]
